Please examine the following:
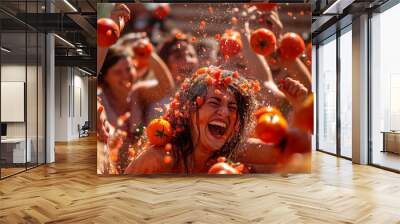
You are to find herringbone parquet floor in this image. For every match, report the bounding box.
[1,136,400,224]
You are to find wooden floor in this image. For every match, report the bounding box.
[1,136,400,224]
[373,151,400,171]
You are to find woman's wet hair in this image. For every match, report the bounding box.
[163,66,259,173]
[98,47,133,86]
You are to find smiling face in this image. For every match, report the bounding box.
[104,57,137,97]
[190,86,239,153]
[167,42,199,81]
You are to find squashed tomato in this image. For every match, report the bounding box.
[219,30,243,56]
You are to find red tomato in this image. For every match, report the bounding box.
[255,112,288,145]
[153,4,170,20]
[164,143,172,152]
[134,39,153,58]
[97,18,120,47]
[196,96,204,106]
[219,30,243,56]
[279,32,305,60]
[252,3,277,11]
[250,28,276,56]
[163,155,173,164]
[254,106,283,119]
[133,39,153,69]
[146,118,173,146]
[208,162,240,174]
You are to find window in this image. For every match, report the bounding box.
[339,27,352,158]
[317,35,337,154]
[370,2,400,171]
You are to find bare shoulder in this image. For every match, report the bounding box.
[124,145,174,174]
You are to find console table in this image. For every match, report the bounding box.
[0,138,32,164]
[381,131,400,154]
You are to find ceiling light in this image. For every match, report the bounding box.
[322,0,355,15]
[1,47,11,53]
[63,0,78,12]
[54,34,75,48]
[78,67,93,76]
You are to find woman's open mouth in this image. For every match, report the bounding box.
[207,120,227,139]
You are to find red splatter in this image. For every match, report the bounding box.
[213,70,222,80]
[199,20,206,30]
[163,155,172,164]
[232,71,239,78]
[224,76,232,86]
[196,96,204,106]
[175,32,185,39]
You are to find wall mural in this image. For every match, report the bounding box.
[97,3,313,175]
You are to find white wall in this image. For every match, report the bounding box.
[1,64,46,163]
[54,66,89,141]
[1,65,36,138]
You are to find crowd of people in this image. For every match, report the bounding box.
[96,3,313,175]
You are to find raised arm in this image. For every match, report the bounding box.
[97,3,131,76]
[279,58,312,92]
[139,52,176,105]
[240,21,274,83]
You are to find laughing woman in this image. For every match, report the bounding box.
[124,66,310,174]
[125,67,254,174]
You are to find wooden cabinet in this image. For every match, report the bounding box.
[382,132,400,154]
